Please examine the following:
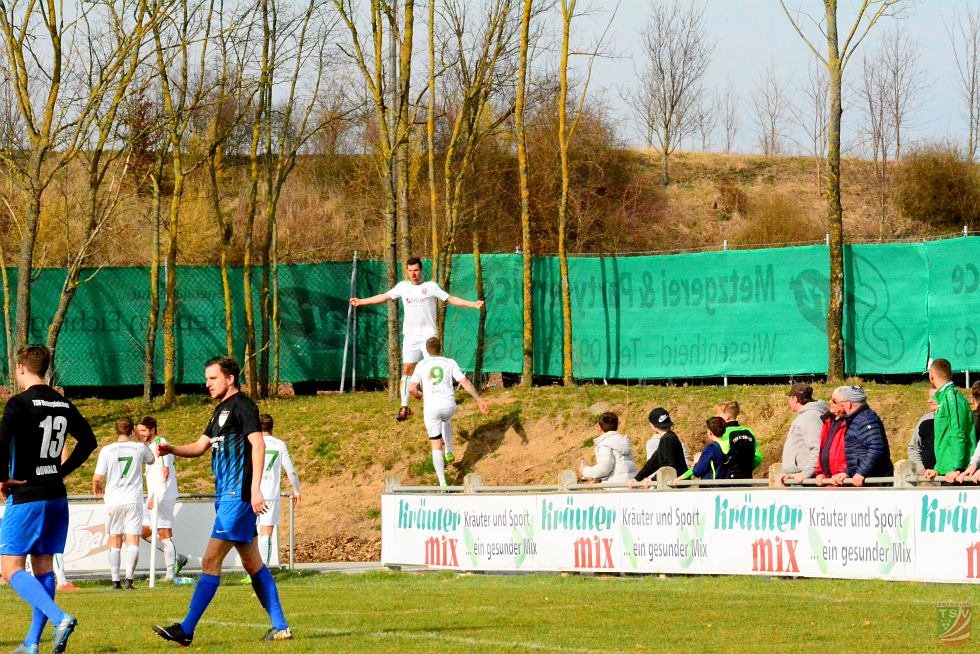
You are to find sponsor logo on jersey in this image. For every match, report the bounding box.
[218,410,230,427]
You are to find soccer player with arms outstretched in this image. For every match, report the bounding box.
[408,337,489,486]
[0,345,97,654]
[350,256,483,439]
[136,416,189,581]
[153,357,291,646]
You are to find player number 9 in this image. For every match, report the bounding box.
[429,366,444,385]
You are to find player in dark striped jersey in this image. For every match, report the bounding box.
[0,345,97,654]
[152,357,291,646]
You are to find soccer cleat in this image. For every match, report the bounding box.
[112,580,122,590]
[396,406,411,421]
[175,553,189,575]
[262,627,293,641]
[51,616,77,654]
[11,644,39,654]
[153,623,193,647]
[57,581,80,592]
[443,451,455,464]
[124,578,135,590]
[240,574,252,584]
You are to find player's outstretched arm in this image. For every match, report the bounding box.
[159,435,212,459]
[447,295,484,310]
[458,378,489,415]
[350,293,390,307]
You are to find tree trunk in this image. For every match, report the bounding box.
[426,0,439,284]
[1,245,13,389]
[517,0,533,387]
[143,153,165,404]
[15,187,42,350]
[210,157,235,357]
[826,10,845,382]
[161,168,183,408]
[385,172,400,399]
[558,3,574,385]
[472,227,485,384]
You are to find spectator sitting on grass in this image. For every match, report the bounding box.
[924,358,976,483]
[955,382,980,484]
[676,417,729,482]
[907,389,937,473]
[715,401,761,479]
[629,408,688,488]
[780,383,828,485]
[836,385,893,487]
[579,412,636,484]
[813,387,849,486]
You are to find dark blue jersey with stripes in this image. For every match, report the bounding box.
[0,384,97,504]
[204,392,261,501]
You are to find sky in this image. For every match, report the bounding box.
[575,0,975,155]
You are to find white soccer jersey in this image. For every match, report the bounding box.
[95,441,155,506]
[386,280,449,337]
[145,435,178,502]
[410,356,465,408]
[259,435,301,500]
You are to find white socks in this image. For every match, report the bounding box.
[442,424,454,457]
[109,548,121,582]
[431,450,447,486]
[259,535,273,565]
[124,545,139,580]
[400,375,410,406]
[162,538,176,578]
[53,554,68,586]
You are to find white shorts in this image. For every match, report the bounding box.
[257,499,282,527]
[424,404,457,439]
[402,334,435,364]
[143,496,176,530]
[105,502,143,536]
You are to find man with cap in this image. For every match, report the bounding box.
[780,383,828,485]
[629,408,688,487]
[832,385,893,486]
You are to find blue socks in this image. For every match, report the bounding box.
[23,571,57,647]
[10,570,66,629]
[251,566,288,630]
[180,573,220,636]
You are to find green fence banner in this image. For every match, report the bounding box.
[0,237,976,386]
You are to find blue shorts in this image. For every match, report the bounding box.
[0,497,69,556]
[212,499,257,543]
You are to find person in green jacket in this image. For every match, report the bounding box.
[925,358,976,483]
[715,401,762,478]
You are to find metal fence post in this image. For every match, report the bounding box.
[288,493,295,571]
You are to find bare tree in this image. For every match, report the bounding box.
[879,27,923,159]
[858,49,894,234]
[791,61,829,190]
[721,79,738,153]
[693,89,717,151]
[947,4,980,161]
[753,63,789,156]
[780,0,909,382]
[628,0,713,184]
[516,0,533,386]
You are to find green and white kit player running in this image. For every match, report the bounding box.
[255,413,301,567]
[350,256,483,423]
[408,337,489,486]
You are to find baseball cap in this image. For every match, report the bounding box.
[648,407,673,430]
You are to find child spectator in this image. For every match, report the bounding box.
[677,417,729,481]
[715,401,761,479]
[579,412,637,484]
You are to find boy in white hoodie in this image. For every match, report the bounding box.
[579,412,637,484]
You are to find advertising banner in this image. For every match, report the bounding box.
[381,489,980,584]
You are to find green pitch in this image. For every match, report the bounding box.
[0,571,973,652]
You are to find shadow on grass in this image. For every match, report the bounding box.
[451,408,526,483]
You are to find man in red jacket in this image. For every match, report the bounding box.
[813,387,849,486]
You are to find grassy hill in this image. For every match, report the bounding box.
[44,379,942,561]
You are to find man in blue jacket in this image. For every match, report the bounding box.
[832,385,893,486]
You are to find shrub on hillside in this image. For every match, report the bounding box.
[893,143,980,229]
[730,191,822,246]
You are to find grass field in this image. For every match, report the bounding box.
[0,570,975,653]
